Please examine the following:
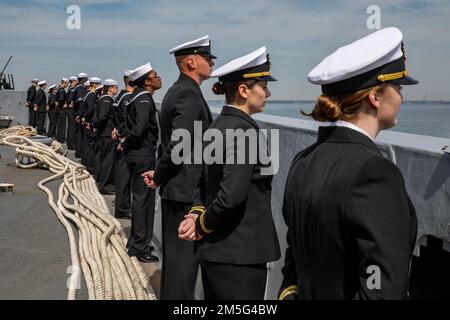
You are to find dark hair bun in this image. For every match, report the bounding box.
[212,82,225,95]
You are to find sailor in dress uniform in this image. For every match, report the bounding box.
[142,35,216,300]
[55,77,69,143]
[278,27,419,300]
[66,76,79,150]
[122,63,161,262]
[178,47,281,300]
[113,69,135,219]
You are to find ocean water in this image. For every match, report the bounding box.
[210,101,450,139]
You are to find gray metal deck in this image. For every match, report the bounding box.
[0,145,89,299]
[0,145,160,300]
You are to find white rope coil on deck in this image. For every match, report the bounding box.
[0,126,156,300]
[0,125,64,155]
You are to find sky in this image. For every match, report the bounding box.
[1,0,449,101]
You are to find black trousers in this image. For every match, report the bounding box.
[28,107,36,127]
[66,108,76,149]
[200,261,267,300]
[36,111,46,135]
[85,134,97,174]
[75,122,83,158]
[95,137,116,194]
[80,128,88,166]
[55,109,66,143]
[126,155,155,256]
[47,109,58,138]
[115,150,131,218]
[160,199,199,300]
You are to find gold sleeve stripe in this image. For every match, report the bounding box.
[191,206,206,210]
[279,285,298,300]
[199,210,213,234]
[189,206,206,214]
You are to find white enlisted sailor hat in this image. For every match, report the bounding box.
[307,27,418,95]
[77,72,88,79]
[169,35,217,59]
[84,80,91,87]
[48,84,57,90]
[96,84,104,91]
[123,69,134,77]
[128,63,153,81]
[38,80,47,86]
[211,46,276,83]
[61,77,69,83]
[103,79,118,86]
[69,76,78,81]
[31,78,39,83]
[89,77,102,84]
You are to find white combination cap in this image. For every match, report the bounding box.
[128,63,153,81]
[169,35,216,59]
[212,47,276,82]
[307,27,418,95]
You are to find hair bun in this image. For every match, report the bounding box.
[309,95,342,122]
[212,82,225,95]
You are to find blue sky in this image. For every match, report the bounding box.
[1,0,449,101]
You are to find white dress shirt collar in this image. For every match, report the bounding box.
[329,120,375,142]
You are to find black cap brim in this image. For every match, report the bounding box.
[390,75,419,86]
[201,53,217,59]
[253,75,277,82]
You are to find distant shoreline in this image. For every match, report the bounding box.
[208,99,450,105]
[2,90,449,105]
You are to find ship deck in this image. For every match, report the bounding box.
[0,144,161,300]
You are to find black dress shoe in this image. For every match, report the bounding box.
[137,253,159,263]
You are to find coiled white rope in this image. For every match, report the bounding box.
[0,125,64,162]
[0,126,156,300]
